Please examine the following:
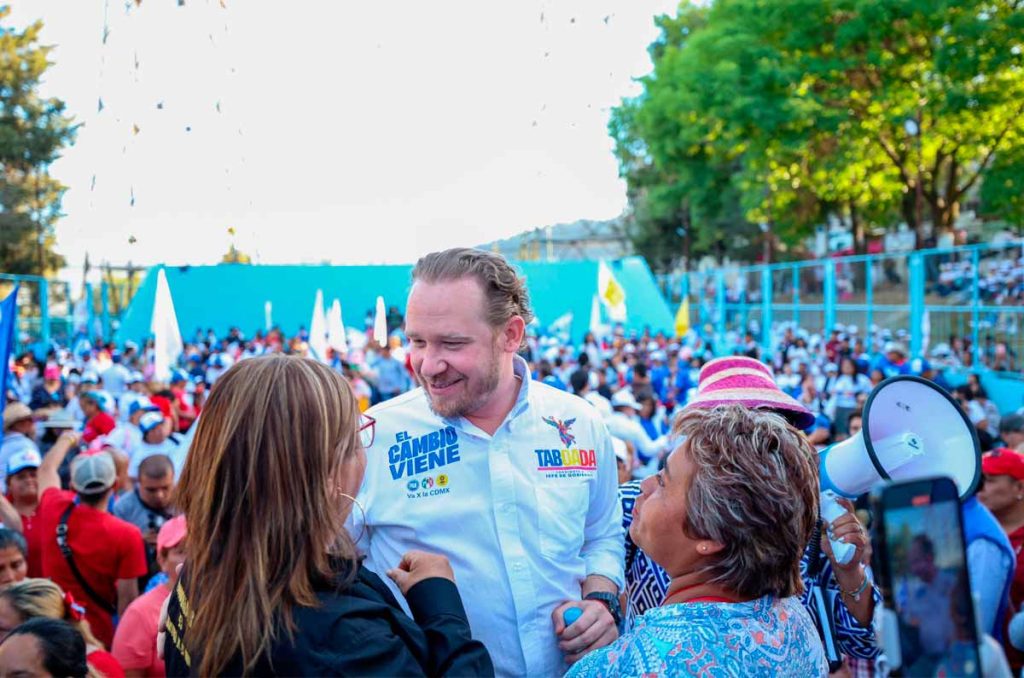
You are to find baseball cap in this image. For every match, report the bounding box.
[982,448,1024,481]
[126,371,145,385]
[139,411,166,434]
[6,449,42,476]
[83,390,116,414]
[43,365,62,381]
[128,397,161,418]
[157,515,187,551]
[71,451,117,495]
[610,390,642,411]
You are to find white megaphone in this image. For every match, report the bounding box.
[819,376,981,564]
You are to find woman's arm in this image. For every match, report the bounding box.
[404,578,495,677]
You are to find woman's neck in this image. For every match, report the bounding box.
[663,571,752,605]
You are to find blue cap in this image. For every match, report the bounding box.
[139,411,166,434]
[128,397,161,417]
[83,390,116,414]
[170,368,188,384]
[81,372,101,385]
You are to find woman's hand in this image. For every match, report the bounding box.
[821,497,871,576]
[386,550,454,595]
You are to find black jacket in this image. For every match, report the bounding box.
[164,564,494,677]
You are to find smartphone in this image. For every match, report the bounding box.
[872,476,980,677]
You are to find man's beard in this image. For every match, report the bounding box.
[420,345,502,419]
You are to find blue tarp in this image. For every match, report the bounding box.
[115,257,675,345]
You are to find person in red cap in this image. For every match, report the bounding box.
[979,448,1024,609]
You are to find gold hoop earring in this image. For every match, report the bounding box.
[339,492,369,545]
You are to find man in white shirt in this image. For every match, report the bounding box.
[354,248,624,677]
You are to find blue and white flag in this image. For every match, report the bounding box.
[0,285,19,447]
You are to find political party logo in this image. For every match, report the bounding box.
[542,416,576,448]
[388,426,462,481]
[405,474,452,500]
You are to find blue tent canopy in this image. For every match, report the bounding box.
[115,257,674,345]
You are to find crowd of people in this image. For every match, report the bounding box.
[0,245,1022,676]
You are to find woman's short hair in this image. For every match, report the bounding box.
[673,405,820,599]
[3,618,88,678]
[0,529,27,557]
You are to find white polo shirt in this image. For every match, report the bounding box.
[353,356,624,677]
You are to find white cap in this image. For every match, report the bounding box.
[610,390,642,411]
[612,438,630,464]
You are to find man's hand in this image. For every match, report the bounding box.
[551,599,619,665]
[386,550,455,596]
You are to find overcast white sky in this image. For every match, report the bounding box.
[7,0,678,272]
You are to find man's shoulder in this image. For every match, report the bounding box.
[112,491,141,515]
[530,381,605,424]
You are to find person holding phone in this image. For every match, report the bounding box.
[162,355,493,677]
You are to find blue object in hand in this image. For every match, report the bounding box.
[563,606,583,627]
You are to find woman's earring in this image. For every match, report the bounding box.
[339,492,369,544]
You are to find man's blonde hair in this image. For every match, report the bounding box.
[412,248,534,348]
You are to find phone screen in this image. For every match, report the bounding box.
[882,481,980,677]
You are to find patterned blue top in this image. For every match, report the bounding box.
[566,595,828,677]
[619,480,881,660]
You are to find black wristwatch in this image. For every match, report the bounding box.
[585,591,623,629]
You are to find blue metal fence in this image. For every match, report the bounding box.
[660,241,1024,371]
[0,274,78,354]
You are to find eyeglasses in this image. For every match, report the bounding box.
[359,413,376,448]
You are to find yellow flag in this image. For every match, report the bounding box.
[675,298,690,338]
[597,261,627,321]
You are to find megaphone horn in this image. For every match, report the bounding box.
[818,376,981,564]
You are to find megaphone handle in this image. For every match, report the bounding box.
[820,492,857,566]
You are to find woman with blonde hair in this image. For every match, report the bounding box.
[0,577,124,677]
[163,354,492,676]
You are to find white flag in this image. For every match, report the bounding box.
[308,289,328,363]
[151,268,183,382]
[328,299,348,354]
[589,294,605,338]
[373,296,388,347]
[549,311,573,334]
[597,261,627,322]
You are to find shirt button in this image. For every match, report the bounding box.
[513,562,526,572]
[503,503,515,514]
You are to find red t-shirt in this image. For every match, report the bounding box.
[37,488,148,648]
[20,511,43,578]
[1008,525,1024,608]
[88,649,125,678]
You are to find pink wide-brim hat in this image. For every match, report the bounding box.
[684,356,816,430]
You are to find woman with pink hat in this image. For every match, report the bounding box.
[614,356,879,673]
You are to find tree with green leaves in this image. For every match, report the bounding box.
[0,8,76,276]
[613,0,1024,270]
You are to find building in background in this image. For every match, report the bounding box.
[479,218,632,262]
